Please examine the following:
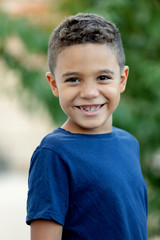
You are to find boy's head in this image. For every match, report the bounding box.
[46,13,129,134]
[48,13,125,75]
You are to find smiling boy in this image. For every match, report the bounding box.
[47,43,128,134]
[26,13,148,239]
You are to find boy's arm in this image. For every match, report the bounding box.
[31,219,63,240]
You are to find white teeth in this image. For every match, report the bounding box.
[80,105,101,112]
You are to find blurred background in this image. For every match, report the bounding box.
[0,0,160,239]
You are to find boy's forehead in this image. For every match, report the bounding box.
[57,43,116,60]
[55,43,120,75]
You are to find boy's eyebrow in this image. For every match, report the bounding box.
[61,69,115,78]
[98,69,115,75]
[62,72,79,78]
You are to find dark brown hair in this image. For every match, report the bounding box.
[48,13,125,74]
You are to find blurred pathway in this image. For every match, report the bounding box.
[0,171,30,240]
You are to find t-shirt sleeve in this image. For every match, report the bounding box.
[26,146,69,226]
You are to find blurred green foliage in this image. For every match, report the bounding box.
[0,13,66,124]
[0,0,160,236]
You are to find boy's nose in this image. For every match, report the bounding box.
[80,82,99,99]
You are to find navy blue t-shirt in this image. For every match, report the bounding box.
[26,127,148,239]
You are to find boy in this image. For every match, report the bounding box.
[26,13,148,239]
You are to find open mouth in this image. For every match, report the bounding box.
[76,103,105,112]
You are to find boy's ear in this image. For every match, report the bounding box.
[120,66,129,93]
[46,72,59,97]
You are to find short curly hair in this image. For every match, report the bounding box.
[48,13,125,74]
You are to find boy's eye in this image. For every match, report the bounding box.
[65,78,80,84]
[98,75,111,81]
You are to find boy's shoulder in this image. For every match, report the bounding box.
[31,127,139,165]
[39,127,66,148]
[113,126,139,145]
[40,126,138,148]
[113,126,137,139]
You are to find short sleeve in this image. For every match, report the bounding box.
[26,147,69,226]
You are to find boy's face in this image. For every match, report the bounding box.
[46,44,129,134]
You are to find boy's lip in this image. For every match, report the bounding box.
[75,103,106,112]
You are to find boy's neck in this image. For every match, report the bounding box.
[61,117,113,135]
